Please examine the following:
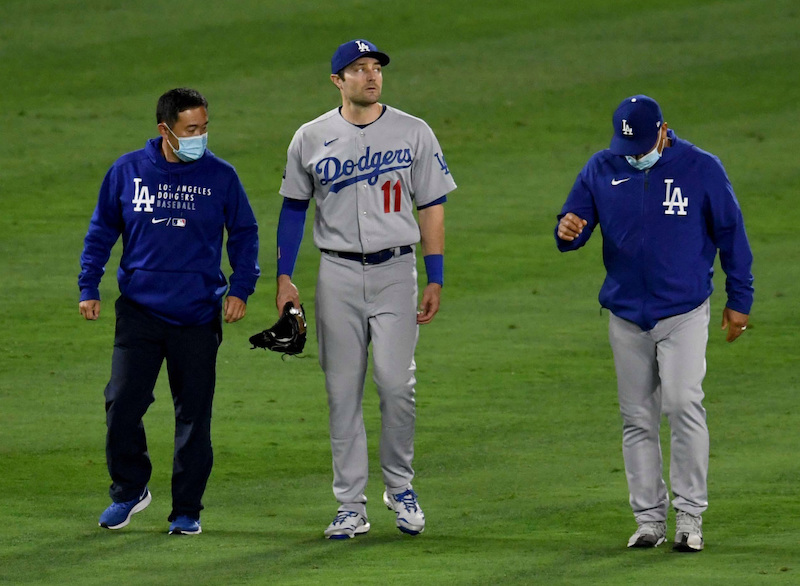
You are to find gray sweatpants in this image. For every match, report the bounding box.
[608,298,710,523]
[315,252,419,517]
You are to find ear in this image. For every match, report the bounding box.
[157,122,170,141]
[330,73,343,90]
[158,122,177,148]
[658,123,670,151]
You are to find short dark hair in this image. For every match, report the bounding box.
[156,88,208,127]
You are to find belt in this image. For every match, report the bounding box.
[321,246,413,265]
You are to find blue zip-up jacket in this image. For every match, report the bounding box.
[79,138,260,326]
[556,130,753,331]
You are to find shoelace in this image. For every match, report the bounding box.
[393,489,420,513]
[332,511,359,526]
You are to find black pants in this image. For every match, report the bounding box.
[104,296,222,521]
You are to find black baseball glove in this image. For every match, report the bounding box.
[249,302,307,355]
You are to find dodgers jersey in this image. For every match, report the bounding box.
[280,105,457,253]
[79,138,260,326]
[556,130,754,331]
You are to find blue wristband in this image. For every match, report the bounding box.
[424,254,444,286]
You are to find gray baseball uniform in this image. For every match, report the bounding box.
[280,105,456,514]
[609,298,710,521]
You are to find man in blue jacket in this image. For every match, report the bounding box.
[555,95,753,552]
[78,88,260,535]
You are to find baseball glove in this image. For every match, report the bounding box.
[249,302,307,355]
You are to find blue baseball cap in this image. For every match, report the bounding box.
[610,95,663,156]
[331,39,390,74]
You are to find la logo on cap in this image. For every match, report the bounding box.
[622,119,633,136]
[356,40,370,52]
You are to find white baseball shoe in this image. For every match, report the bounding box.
[383,488,425,535]
[673,511,703,552]
[324,511,370,540]
[627,520,666,548]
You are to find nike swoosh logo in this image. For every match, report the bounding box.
[611,178,630,186]
[151,218,169,224]
[324,138,339,146]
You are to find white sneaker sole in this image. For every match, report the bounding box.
[169,525,202,536]
[325,521,370,539]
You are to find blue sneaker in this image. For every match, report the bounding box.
[169,515,202,535]
[99,487,151,530]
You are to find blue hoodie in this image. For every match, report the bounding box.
[79,138,260,326]
[556,130,753,331]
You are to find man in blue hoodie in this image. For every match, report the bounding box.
[555,95,753,553]
[79,88,260,535]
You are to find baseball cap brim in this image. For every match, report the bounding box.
[609,132,660,156]
[353,51,389,67]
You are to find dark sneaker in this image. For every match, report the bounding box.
[627,521,666,548]
[673,511,703,552]
[168,515,202,535]
[99,487,151,530]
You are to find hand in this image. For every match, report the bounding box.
[417,283,441,325]
[557,213,588,241]
[721,307,749,343]
[276,275,301,316]
[79,300,101,320]
[224,296,247,323]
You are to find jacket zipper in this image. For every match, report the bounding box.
[641,170,650,326]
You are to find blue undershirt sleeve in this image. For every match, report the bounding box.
[276,197,310,278]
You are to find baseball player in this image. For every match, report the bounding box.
[555,95,753,552]
[275,39,456,539]
[79,88,260,535]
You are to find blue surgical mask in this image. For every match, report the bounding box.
[625,134,663,171]
[166,125,207,162]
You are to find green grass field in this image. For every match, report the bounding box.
[1,0,798,583]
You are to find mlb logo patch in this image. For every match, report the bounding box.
[172,218,187,228]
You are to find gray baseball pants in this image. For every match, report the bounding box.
[315,252,419,516]
[608,298,710,523]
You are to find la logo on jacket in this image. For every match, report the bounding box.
[662,179,688,216]
[132,177,155,213]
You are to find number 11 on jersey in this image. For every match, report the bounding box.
[382,180,401,213]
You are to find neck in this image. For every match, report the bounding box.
[340,101,382,126]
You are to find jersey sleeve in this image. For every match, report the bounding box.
[78,165,124,301]
[703,157,754,314]
[410,123,457,207]
[224,173,261,302]
[279,129,314,201]
[555,162,599,252]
